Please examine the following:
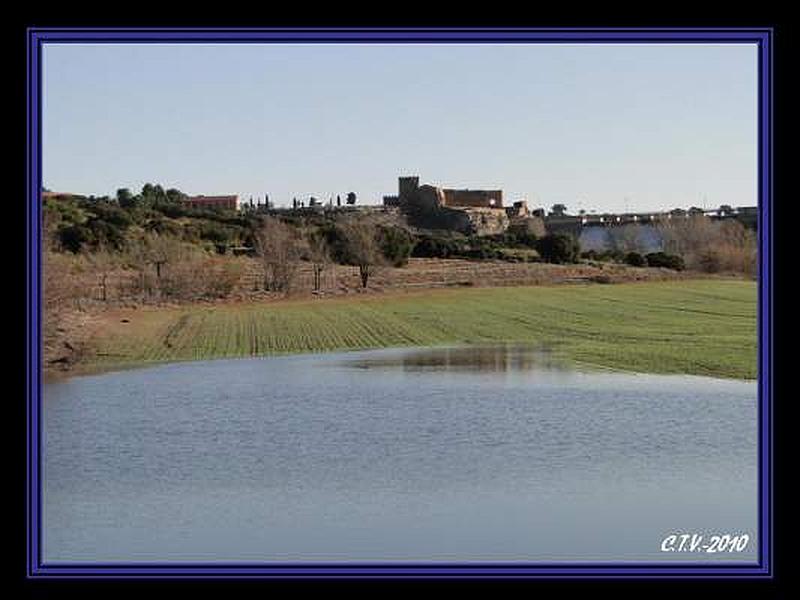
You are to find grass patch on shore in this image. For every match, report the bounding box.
[87,279,757,379]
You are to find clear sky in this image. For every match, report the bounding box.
[42,42,758,213]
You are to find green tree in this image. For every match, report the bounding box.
[165,188,186,203]
[116,188,135,208]
[535,233,580,264]
[378,226,414,267]
[340,222,382,287]
[58,224,94,253]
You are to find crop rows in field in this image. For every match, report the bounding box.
[89,279,757,379]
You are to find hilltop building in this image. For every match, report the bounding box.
[383,176,511,236]
[182,195,238,211]
[384,176,503,210]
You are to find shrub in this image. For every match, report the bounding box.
[625,251,646,267]
[58,224,94,253]
[411,235,464,259]
[200,223,234,245]
[697,250,723,273]
[198,257,245,297]
[153,202,189,219]
[87,219,126,250]
[378,226,414,267]
[319,223,352,264]
[645,252,685,271]
[499,230,539,249]
[535,233,580,264]
[144,218,182,237]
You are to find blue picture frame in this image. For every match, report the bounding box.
[26,26,773,579]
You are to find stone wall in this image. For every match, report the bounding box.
[386,175,510,236]
[416,185,447,212]
[456,207,510,236]
[399,176,420,200]
[442,188,503,208]
[509,215,546,238]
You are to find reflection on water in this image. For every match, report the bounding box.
[43,347,758,564]
[345,343,571,373]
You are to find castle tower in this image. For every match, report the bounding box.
[398,176,419,202]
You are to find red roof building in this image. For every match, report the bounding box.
[182,195,238,211]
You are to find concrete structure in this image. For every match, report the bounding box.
[182,195,238,211]
[546,206,758,237]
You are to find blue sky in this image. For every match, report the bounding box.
[42,43,758,212]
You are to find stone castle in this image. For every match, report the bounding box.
[384,176,536,236]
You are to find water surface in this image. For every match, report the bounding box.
[43,345,758,563]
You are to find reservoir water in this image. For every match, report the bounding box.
[42,345,759,563]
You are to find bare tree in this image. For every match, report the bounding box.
[657,215,757,275]
[124,233,192,299]
[341,222,382,288]
[657,215,716,260]
[307,232,331,292]
[82,245,119,302]
[43,249,84,313]
[255,216,301,293]
[607,224,650,255]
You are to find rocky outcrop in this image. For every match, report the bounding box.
[461,208,510,236]
[508,216,546,238]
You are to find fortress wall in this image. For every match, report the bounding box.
[442,189,503,208]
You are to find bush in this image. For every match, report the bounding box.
[697,250,723,273]
[488,230,539,249]
[411,235,464,259]
[89,203,133,229]
[153,202,189,219]
[535,233,580,264]
[378,226,414,267]
[58,224,94,253]
[87,219,126,250]
[144,218,183,237]
[197,257,245,297]
[200,223,234,245]
[645,252,685,271]
[625,251,646,267]
[319,223,352,264]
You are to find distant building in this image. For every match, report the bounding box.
[383,176,503,210]
[182,195,238,211]
[384,176,503,210]
[383,175,509,236]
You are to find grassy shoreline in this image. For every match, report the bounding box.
[58,279,757,380]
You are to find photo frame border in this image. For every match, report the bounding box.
[25,26,773,579]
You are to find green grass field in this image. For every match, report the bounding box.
[87,279,757,379]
